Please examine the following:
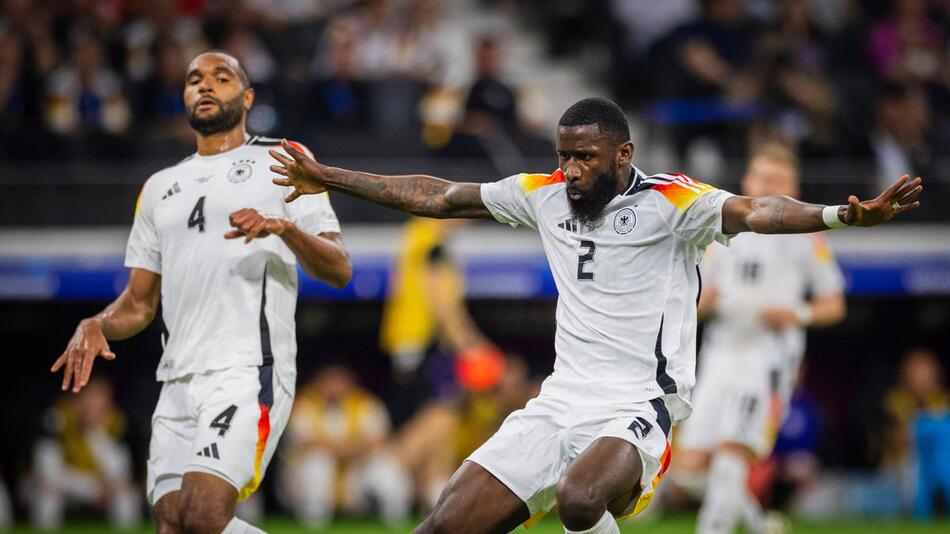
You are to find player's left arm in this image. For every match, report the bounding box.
[721,175,922,235]
[225,208,352,288]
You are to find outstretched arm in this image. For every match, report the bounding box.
[722,175,922,235]
[269,140,493,219]
[51,268,161,393]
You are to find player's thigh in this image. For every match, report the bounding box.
[154,491,181,534]
[418,460,529,534]
[558,436,644,516]
[178,471,237,530]
[148,379,197,507]
[187,364,292,500]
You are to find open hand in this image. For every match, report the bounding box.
[224,208,287,243]
[270,139,328,203]
[843,175,922,227]
[51,319,115,393]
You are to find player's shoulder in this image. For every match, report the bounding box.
[630,171,722,212]
[513,169,566,197]
[140,153,198,195]
[245,135,313,157]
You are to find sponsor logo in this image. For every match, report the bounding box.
[194,174,213,184]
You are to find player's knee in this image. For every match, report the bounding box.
[154,495,182,534]
[556,478,606,528]
[414,503,456,534]
[179,496,231,534]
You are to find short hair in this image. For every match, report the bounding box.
[201,49,251,89]
[750,141,799,171]
[558,97,630,142]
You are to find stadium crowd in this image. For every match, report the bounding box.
[0,0,947,192]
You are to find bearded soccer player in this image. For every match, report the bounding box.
[51,51,351,534]
[674,143,846,534]
[270,97,921,534]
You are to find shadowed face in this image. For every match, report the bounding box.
[556,124,630,226]
[183,52,253,135]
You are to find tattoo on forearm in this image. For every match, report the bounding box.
[750,195,825,234]
[327,169,489,218]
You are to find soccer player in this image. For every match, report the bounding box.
[674,143,846,534]
[51,51,351,534]
[270,97,921,534]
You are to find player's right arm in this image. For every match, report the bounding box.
[269,140,493,219]
[51,268,161,393]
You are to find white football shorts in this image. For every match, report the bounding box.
[146,363,293,505]
[467,391,673,527]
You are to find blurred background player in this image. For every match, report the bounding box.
[394,354,540,512]
[27,378,139,530]
[379,217,505,428]
[674,142,847,534]
[50,50,351,534]
[278,364,410,527]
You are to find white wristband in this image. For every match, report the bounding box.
[822,205,847,229]
[794,304,813,326]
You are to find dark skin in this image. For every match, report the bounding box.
[51,52,351,534]
[271,124,922,532]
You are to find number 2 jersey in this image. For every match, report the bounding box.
[124,136,341,390]
[480,167,733,422]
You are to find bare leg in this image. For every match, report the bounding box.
[155,491,181,534]
[556,437,645,531]
[178,472,237,534]
[415,461,529,534]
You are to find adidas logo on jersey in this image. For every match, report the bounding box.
[161,182,182,200]
[557,219,578,232]
[196,443,220,460]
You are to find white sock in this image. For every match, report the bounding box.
[564,510,620,534]
[222,516,267,534]
[738,486,765,534]
[696,452,749,534]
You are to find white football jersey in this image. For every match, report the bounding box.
[698,232,844,383]
[481,167,733,422]
[125,136,341,390]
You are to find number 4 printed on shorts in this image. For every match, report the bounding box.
[210,405,238,437]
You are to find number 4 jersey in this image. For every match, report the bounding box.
[480,167,733,422]
[125,136,341,389]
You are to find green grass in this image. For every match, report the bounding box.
[8,516,950,533]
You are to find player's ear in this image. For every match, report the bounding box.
[617,140,634,167]
[243,87,255,110]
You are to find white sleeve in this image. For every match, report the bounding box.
[670,186,735,248]
[803,234,845,297]
[285,191,342,235]
[479,174,539,230]
[124,178,161,274]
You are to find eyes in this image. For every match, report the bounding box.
[558,152,593,162]
[187,75,232,86]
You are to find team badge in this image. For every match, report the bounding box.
[228,160,254,183]
[613,208,637,234]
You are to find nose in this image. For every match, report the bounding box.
[564,160,582,182]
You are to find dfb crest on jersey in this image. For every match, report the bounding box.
[228,160,254,183]
[613,208,637,234]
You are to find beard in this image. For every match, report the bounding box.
[187,95,245,136]
[568,161,618,227]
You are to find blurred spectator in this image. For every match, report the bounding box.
[394,355,539,511]
[753,0,838,153]
[131,38,191,144]
[881,347,949,469]
[26,378,140,531]
[279,365,410,527]
[379,218,505,427]
[42,31,131,140]
[121,0,207,82]
[866,83,938,191]
[311,18,373,131]
[868,0,945,85]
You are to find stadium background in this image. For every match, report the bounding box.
[0,0,948,531]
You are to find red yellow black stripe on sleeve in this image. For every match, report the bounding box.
[517,169,565,195]
[642,173,718,212]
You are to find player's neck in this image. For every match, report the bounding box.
[195,127,247,156]
[614,164,633,196]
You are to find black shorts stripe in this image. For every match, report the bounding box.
[257,362,274,408]
[650,398,672,438]
[259,266,273,365]
[654,315,678,395]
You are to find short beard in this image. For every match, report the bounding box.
[187,95,245,136]
[568,162,618,227]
